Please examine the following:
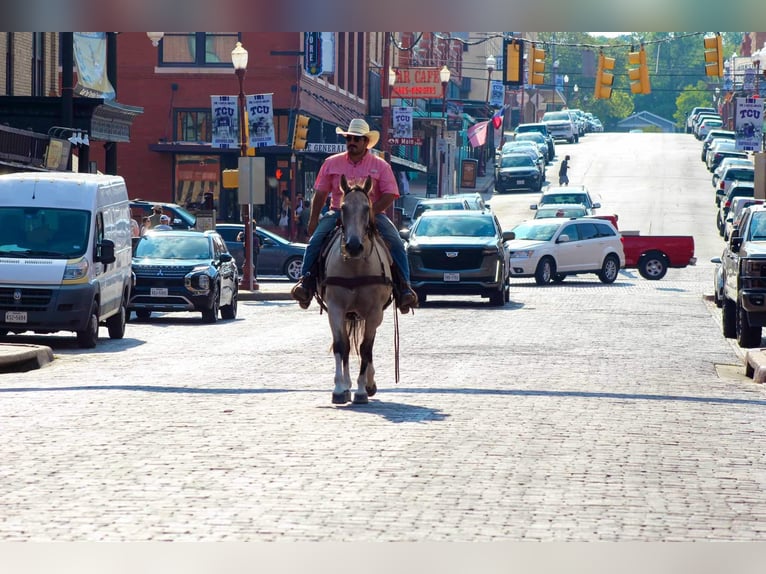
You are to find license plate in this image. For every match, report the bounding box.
[443,272,460,282]
[5,311,27,323]
[150,288,168,297]
[516,179,526,185]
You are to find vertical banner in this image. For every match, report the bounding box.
[446,100,463,131]
[304,32,322,76]
[247,94,276,148]
[489,81,505,108]
[735,97,764,151]
[211,95,238,149]
[392,106,413,139]
[73,32,115,100]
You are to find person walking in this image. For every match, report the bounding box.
[290,118,418,313]
[558,155,571,186]
[148,205,164,227]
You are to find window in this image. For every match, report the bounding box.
[577,223,599,241]
[158,33,239,67]
[175,110,212,143]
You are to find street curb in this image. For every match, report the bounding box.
[238,290,293,302]
[0,343,54,372]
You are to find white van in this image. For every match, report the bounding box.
[0,172,133,348]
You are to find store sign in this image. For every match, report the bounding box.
[388,137,423,146]
[304,32,322,76]
[306,143,346,153]
[390,68,445,99]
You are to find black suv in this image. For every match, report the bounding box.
[129,230,238,323]
[130,200,197,230]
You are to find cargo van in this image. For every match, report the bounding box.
[0,172,133,348]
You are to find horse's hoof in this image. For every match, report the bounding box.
[353,393,369,405]
[332,390,351,404]
[366,383,377,397]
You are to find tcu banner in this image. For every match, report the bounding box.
[735,97,764,152]
[247,94,276,148]
[392,106,413,139]
[211,95,238,149]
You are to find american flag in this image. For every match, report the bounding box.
[491,106,506,130]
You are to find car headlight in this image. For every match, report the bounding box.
[509,250,534,259]
[186,265,212,291]
[63,258,89,283]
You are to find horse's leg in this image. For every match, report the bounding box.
[329,306,351,404]
[354,313,383,404]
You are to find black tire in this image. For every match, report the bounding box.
[284,257,303,281]
[598,254,620,284]
[415,289,427,304]
[201,285,219,323]
[534,257,554,285]
[737,302,762,348]
[638,252,668,281]
[76,301,99,349]
[488,287,505,306]
[106,293,127,339]
[220,287,238,320]
[722,298,736,338]
[135,310,151,321]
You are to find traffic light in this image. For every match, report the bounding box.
[628,46,651,95]
[503,39,523,86]
[292,114,310,150]
[529,44,546,85]
[594,53,615,100]
[704,34,724,77]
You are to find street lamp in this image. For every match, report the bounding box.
[231,41,254,291]
[439,65,451,197]
[146,32,164,47]
[480,55,495,178]
[563,74,569,107]
[552,59,560,111]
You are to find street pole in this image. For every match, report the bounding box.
[232,42,253,291]
[438,65,451,197]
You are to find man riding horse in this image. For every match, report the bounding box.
[291,118,418,314]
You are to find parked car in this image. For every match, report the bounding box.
[129,199,197,230]
[411,197,472,222]
[513,132,551,163]
[696,117,724,140]
[533,203,592,219]
[724,198,764,241]
[506,217,624,285]
[129,229,238,323]
[494,152,543,193]
[717,181,756,236]
[706,140,750,172]
[530,185,601,212]
[686,106,716,133]
[712,156,753,189]
[215,223,306,280]
[500,141,545,174]
[452,192,489,211]
[541,110,578,144]
[514,122,555,159]
[714,164,755,206]
[400,210,513,306]
[701,130,735,162]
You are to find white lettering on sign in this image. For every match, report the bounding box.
[306,143,346,153]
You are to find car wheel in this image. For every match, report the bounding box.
[135,309,151,321]
[76,301,99,349]
[220,286,238,320]
[638,252,668,281]
[488,286,505,306]
[415,289,427,305]
[106,292,127,339]
[284,257,303,281]
[737,301,762,348]
[201,285,219,323]
[534,257,554,285]
[722,298,736,338]
[598,254,620,284]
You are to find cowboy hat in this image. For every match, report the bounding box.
[336,118,380,149]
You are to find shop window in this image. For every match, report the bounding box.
[159,33,239,67]
[175,110,212,143]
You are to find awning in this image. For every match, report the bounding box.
[389,155,427,173]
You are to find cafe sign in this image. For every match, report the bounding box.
[390,67,445,99]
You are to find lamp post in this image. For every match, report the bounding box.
[552,59,560,111]
[573,83,579,107]
[480,55,495,178]
[438,65,451,197]
[231,41,254,291]
[563,74,569,107]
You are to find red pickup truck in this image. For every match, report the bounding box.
[592,215,696,280]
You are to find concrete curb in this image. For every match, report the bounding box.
[0,343,54,372]
[745,349,766,383]
[238,290,293,302]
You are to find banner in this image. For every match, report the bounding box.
[247,94,276,148]
[73,32,115,100]
[211,95,239,149]
[489,81,505,108]
[446,100,463,131]
[735,97,764,152]
[392,106,413,139]
[467,120,490,148]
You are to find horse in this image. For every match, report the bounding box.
[318,175,394,405]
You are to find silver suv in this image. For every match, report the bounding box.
[541,110,578,144]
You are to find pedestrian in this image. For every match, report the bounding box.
[298,199,311,241]
[398,171,410,196]
[141,216,152,235]
[130,218,140,238]
[290,118,418,313]
[153,214,173,230]
[148,205,163,227]
[278,192,291,236]
[558,155,571,186]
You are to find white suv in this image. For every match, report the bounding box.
[541,110,578,144]
[507,217,624,285]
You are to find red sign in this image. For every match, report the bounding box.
[391,68,444,99]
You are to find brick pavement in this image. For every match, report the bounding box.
[2,264,766,541]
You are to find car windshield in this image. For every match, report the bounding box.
[749,213,766,240]
[501,155,534,168]
[542,112,569,121]
[0,206,90,258]
[540,193,589,206]
[415,217,496,238]
[134,235,212,260]
[512,222,560,241]
[534,206,587,219]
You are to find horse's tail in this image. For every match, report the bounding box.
[347,316,365,356]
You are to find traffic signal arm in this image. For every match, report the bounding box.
[292,114,310,150]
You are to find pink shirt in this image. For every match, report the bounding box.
[314,151,399,210]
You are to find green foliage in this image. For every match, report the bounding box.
[674,81,715,127]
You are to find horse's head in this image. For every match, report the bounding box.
[339,175,374,258]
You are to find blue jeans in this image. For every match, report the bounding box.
[300,211,410,282]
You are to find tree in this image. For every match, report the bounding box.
[674,81,714,127]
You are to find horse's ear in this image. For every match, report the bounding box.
[340,174,349,193]
[363,176,373,195]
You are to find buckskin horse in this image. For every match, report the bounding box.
[318,175,394,405]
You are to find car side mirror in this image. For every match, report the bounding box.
[530,204,538,210]
[400,229,411,241]
[97,239,116,264]
[219,252,233,263]
[711,257,722,264]
[730,236,742,252]
[557,234,570,243]
[592,202,601,209]
[502,231,515,241]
